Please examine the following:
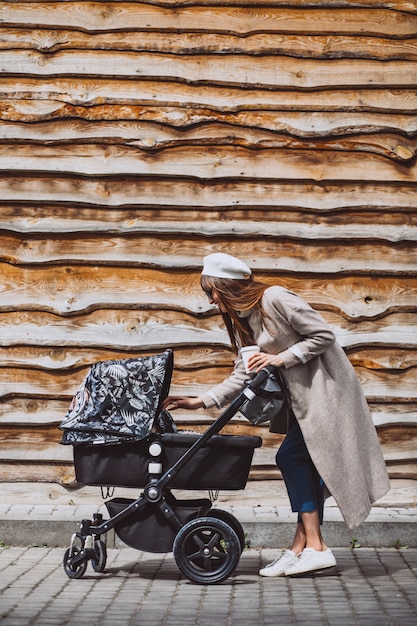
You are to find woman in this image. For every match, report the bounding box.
[163,252,390,576]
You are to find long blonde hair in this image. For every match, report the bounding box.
[200,275,271,351]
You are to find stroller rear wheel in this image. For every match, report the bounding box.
[91,539,107,573]
[173,516,241,584]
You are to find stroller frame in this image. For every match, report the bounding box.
[63,366,276,584]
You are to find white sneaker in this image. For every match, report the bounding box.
[259,549,299,577]
[285,548,337,576]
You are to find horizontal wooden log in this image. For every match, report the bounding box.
[349,348,417,370]
[1,121,416,162]
[1,460,414,485]
[1,218,417,246]
[0,145,415,183]
[2,462,415,484]
[2,205,417,241]
[1,425,414,464]
[1,362,416,403]
[0,344,415,375]
[1,28,417,60]
[353,366,417,403]
[370,404,417,427]
[0,463,77,485]
[382,462,417,480]
[1,367,416,407]
[1,387,415,425]
[3,0,416,11]
[3,51,417,91]
[2,114,417,141]
[2,84,417,115]
[0,180,416,212]
[1,4,416,36]
[2,264,417,319]
[1,234,416,274]
[0,398,71,425]
[0,326,415,398]
[162,366,417,403]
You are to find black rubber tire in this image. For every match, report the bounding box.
[208,509,246,552]
[173,516,241,584]
[91,539,107,573]
[63,546,88,579]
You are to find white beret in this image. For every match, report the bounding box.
[202,253,252,279]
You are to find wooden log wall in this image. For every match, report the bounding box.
[0,0,416,493]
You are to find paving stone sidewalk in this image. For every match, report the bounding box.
[1,546,417,625]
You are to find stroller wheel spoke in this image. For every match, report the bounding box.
[208,509,246,553]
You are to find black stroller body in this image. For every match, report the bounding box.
[60,349,284,584]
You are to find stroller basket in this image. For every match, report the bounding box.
[105,495,212,552]
[74,431,262,490]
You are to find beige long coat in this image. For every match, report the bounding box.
[201,286,390,530]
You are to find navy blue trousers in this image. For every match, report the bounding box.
[275,419,325,524]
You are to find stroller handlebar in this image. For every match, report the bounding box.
[246,366,277,392]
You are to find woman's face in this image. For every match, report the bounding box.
[205,287,227,313]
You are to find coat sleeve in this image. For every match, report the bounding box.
[200,353,248,409]
[266,287,336,369]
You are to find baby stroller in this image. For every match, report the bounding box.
[60,349,286,584]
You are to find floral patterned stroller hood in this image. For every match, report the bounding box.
[60,350,173,445]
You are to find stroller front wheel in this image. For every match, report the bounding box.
[173,516,241,584]
[63,546,88,579]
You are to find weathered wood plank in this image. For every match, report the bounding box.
[370,404,417,427]
[2,4,416,36]
[2,477,417,508]
[2,265,417,319]
[1,121,416,162]
[1,345,415,374]
[0,463,76,485]
[2,205,417,238]
[2,114,417,141]
[1,425,414,464]
[0,398,71,425]
[1,403,415,433]
[2,28,417,60]
[3,51,417,90]
[0,145,415,183]
[3,0,416,11]
[350,348,417,370]
[2,460,414,485]
[0,180,416,212]
[1,234,416,274]
[2,83,417,115]
[0,211,417,238]
[383,462,417,480]
[0,342,417,403]
[324,312,417,350]
[2,396,415,431]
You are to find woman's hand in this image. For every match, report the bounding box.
[162,396,204,411]
[247,352,284,372]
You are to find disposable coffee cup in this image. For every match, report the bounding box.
[240,345,260,374]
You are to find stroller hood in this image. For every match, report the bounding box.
[60,349,173,445]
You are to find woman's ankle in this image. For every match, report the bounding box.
[305,541,328,552]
